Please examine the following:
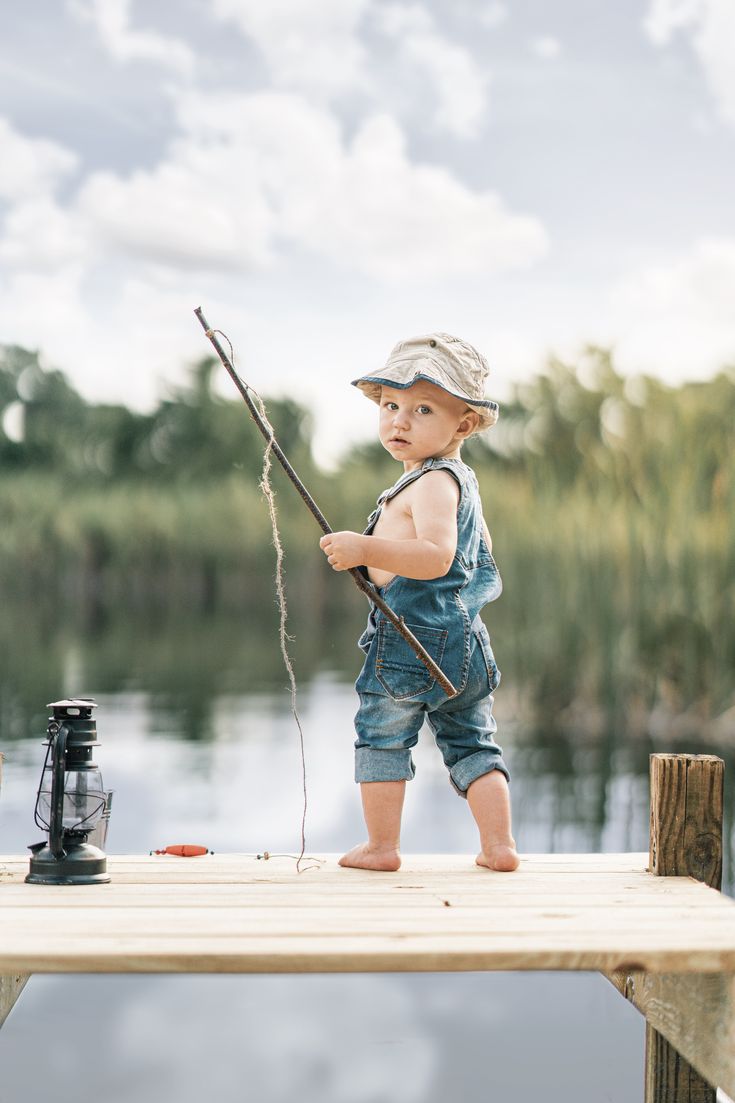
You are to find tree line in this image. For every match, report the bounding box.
[0,345,314,484]
[1,342,733,515]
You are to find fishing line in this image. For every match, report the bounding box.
[196,307,458,700]
[211,330,317,874]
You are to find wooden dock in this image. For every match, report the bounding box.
[0,753,731,1102]
[0,851,733,976]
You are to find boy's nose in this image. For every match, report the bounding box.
[392,407,410,428]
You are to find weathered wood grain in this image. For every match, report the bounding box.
[609,972,734,1101]
[643,753,724,1102]
[650,754,724,888]
[0,973,28,1028]
[645,1022,718,1103]
[0,757,28,1027]
[1,853,734,975]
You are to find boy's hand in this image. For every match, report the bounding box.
[319,531,365,571]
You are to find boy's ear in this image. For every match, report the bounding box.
[456,409,480,438]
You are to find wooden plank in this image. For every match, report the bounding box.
[1,906,732,936]
[1,936,734,976]
[1,851,654,879]
[1,853,734,975]
[608,972,735,1101]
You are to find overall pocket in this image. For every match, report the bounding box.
[473,623,501,691]
[375,621,448,700]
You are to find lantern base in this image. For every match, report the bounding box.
[26,841,110,885]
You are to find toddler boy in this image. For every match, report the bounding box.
[320,333,519,873]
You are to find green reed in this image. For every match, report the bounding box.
[1,351,733,733]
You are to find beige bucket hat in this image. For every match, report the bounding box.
[352,332,499,430]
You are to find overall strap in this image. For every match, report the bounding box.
[364,459,469,533]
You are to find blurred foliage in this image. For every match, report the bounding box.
[1,341,734,740]
[0,346,314,484]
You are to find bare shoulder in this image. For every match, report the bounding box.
[406,468,460,510]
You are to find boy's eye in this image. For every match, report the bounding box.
[417,405,432,415]
[384,401,399,411]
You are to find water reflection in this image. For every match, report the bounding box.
[1,600,732,877]
[5,972,644,1103]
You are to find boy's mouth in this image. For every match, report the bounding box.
[389,436,409,445]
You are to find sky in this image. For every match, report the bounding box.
[1,0,734,466]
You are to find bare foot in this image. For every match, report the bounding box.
[476,843,520,872]
[339,843,401,871]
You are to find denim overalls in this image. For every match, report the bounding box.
[354,457,509,796]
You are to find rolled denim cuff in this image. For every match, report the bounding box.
[449,751,510,798]
[355,746,416,784]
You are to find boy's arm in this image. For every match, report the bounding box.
[319,471,459,580]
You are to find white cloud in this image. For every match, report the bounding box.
[0,198,89,270]
[607,237,735,378]
[0,77,546,441]
[644,0,735,123]
[70,0,195,75]
[0,54,546,456]
[0,264,91,375]
[644,0,702,43]
[480,3,508,30]
[0,116,78,202]
[213,0,489,139]
[327,114,546,278]
[531,36,562,60]
[375,4,489,138]
[78,151,277,272]
[211,0,370,100]
[0,261,208,411]
[74,90,547,281]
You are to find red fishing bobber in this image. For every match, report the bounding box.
[150,845,213,857]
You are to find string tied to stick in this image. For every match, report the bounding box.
[208,327,317,874]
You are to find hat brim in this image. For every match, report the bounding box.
[352,373,499,430]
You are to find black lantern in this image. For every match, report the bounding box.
[26,699,111,885]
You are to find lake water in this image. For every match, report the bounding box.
[0,607,730,1103]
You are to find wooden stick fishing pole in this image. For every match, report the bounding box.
[194,307,458,699]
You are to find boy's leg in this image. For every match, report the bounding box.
[339,780,405,871]
[345,688,424,872]
[467,770,519,872]
[428,635,519,872]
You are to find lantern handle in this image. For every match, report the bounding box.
[49,722,69,860]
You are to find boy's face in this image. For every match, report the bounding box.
[378,381,478,469]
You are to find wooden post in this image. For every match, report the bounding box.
[0,974,29,1029]
[646,753,724,1103]
[0,753,31,1029]
[649,753,723,888]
